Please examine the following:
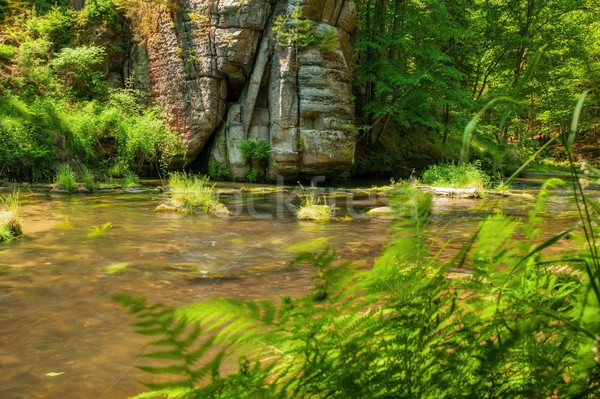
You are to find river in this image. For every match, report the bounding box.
[0,178,587,398]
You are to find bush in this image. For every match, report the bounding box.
[49,45,107,97]
[421,162,491,191]
[237,139,271,182]
[26,6,74,47]
[0,96,55,181]
[0,44,17,61]
[120,171,139,188]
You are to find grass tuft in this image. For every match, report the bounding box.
[0,190,22,242]
[296,188,333,221]
[159,172,228,215]
[422,162,491,192]
[54,164,77,193]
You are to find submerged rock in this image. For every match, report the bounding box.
[297,205,333,221]
[367,206,394,215]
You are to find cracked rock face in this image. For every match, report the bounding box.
[126,0,356,180]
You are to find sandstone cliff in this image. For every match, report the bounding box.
[123,0,356,181]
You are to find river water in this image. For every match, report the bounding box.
[0,179,587,398]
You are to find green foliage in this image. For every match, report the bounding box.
[273,6,317,50]
[421,162,491,191]
[79,165,95,192]
[244,169,262,184]
[122,180,600,398]
[114,294,225,397]
[237,139,271,182]
[0,44,17,61]
[49,45,107,98]
[238,139,271,162]
[272,5,338,52]
[51,90,182,176]
[54,163,76,193]
[295,186,333,221]
[253,140,271,162]
[120,171,139,188]
[208,159,232,181]
[237,139,256,162]
[318,27,338,53]
[0,95,55,181]
[26,6,74,47]
[161,172,226,215]
[0,190,22,242]
[78,0,120,27]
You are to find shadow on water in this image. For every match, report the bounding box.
[0,177,589,398]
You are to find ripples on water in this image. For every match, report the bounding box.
[0,180,585,398]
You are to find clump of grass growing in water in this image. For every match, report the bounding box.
[159,172,228,215]
[54,164,77,193]
[80,166,95,192]
[296,186,333,221]
[0,190,22,242]
[421,162,491,192]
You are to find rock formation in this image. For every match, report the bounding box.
[124,0,356,181]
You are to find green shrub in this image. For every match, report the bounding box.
[0,44,17,61]
[54,164,76,193]
[273,5,318,49]
[238,139,256,162]
[254,140,271,161]
[51,91,182,175]
[0,96,55,181]
[208,158,233,181]
[237,139,271,181]
[16,38,56,92]
[318,27,339,52]
[49,45,107,97]
[245,170,262,183]
[26,6,74,47]
[421,162,491,191]
[0,190,22,242]
[120,171,139,188]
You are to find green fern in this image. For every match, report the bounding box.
[119,181,599,398]
[113,295,225,398]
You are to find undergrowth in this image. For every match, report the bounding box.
[118,177,600,398]
[118,95,600,398]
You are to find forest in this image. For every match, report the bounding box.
[0,0,598,181]
[2,1,600,398]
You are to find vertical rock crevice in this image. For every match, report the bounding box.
[128,0,356,180]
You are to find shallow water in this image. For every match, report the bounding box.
[0,180,588,398]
